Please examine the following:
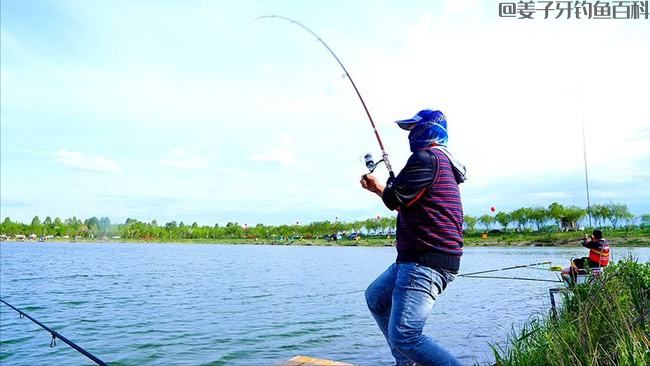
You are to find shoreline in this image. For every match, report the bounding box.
[2,234,649,247]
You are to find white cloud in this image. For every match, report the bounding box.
[55,149,121,173]
[354,12,650,195]
[158,149,210,169]
[249,135,297,165]
[443,0,481,15]
[3,2,649,222]
[633,174,650,182]
[591,190,623,200]
[250,147,296,165]
[528,191,573,200]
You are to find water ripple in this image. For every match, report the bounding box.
[1,242,648,366]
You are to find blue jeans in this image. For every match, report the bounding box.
[365,262,460,366]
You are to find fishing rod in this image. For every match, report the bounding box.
[458,261,552,277]
[582,109,592,227]
[257,15,395,179]
[460,275,562,283]
[0,298,109,366]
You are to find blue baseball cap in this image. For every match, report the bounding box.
[395,109,447,130]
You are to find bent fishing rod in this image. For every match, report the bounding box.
[257,15,395,179]
[0,298,109,366]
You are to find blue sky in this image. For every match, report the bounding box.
[1,0,649,226]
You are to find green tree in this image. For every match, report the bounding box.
[250,223,271,238]
[606,202,631,229]
[1,217,18,236]
[510,208,530,231]
[479,214,495,231]
[333,221,347,236]
[99,217,111,233]
[380,216,396,235]
[495,212,511,231]
[463,215,478,232]
[85,217,100,234]
[548,202,566,227]
[77,224,90,238]
[349,220,363,235]
[275,225,292,239]
[589,204,609,227]
[31,216,41,227]
[640,214,650,228]
[364,217,381,235]
[563,206,587,229]
[30,216,43,235]
[224,222,243,238]
[212,224,224,239]
[528,206,550,231]
[624,213,637,229]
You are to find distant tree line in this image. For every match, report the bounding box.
[1,202,647,240]
[0,215,397,240]
[464,202,646,233]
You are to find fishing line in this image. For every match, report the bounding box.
[257,15,395,178]
[292,262,560,300]
[0,298,109,366]
[460,275,562,283]
[457,261,552,277]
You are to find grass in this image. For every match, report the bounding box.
[490,259,650,366]
[464,228,650,247]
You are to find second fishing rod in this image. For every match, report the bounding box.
[258,15,394,179]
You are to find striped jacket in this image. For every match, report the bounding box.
[382,148,464,272]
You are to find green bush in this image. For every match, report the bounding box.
[491,259,650,366]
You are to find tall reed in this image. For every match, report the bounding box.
[491,259,649,366]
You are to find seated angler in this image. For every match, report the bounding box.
[572,229,610,270]
[561,229,611,284]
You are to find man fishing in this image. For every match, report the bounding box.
[361,109,466,366]
[573,229,611,270]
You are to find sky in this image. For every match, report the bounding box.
[1,0,649,226]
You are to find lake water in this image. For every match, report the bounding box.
[1,243,648,366]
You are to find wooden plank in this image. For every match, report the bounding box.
[280,355,356,366]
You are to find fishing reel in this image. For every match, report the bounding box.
[362,153,384,174]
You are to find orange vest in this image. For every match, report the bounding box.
[588,243,610,267]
